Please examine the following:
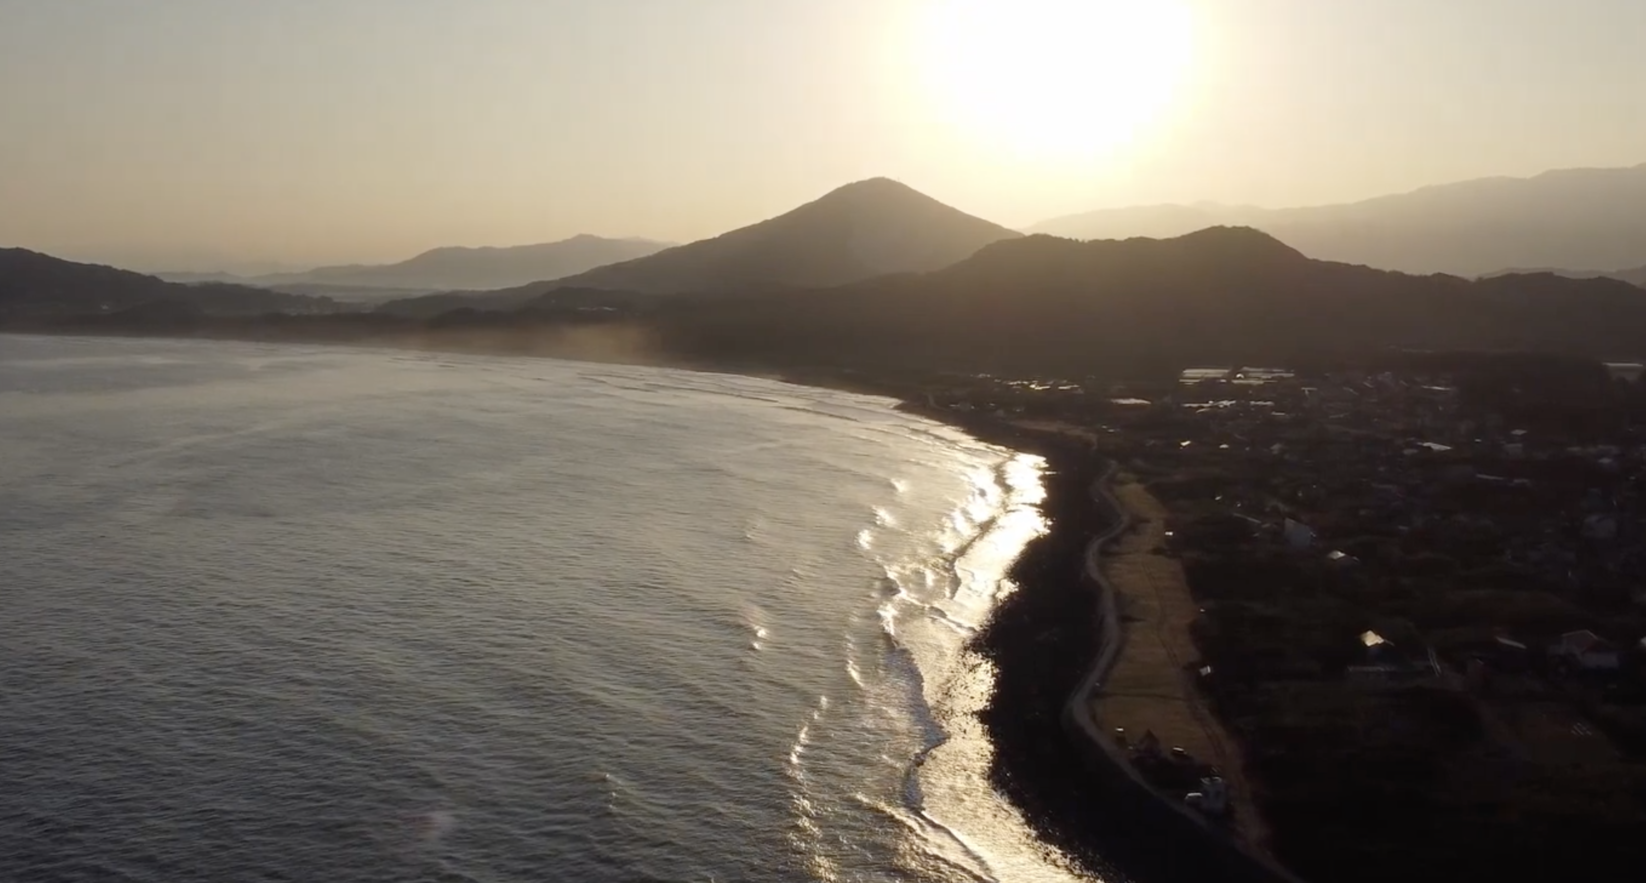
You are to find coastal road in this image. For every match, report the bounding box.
[1065,461,1128,719]
[1061,460,1296,883]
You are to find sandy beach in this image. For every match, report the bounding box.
[1090,473,1271,853]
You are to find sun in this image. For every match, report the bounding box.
[914,0,1195,161]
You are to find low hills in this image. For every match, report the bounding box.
[0,248,335,319]
[546,178,1023,294]
[1032,164,1646,277]
[160,235,671,293]
[13,185,1646,381]
[1484,264,1646,289]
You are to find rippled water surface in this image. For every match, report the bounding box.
[0,335,1085,883]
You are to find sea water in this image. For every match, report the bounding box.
[0,334,1094,883]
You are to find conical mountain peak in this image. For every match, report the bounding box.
[549,180,1022,294]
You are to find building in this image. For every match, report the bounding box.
[1552,630,1622,671]
[1347,631,1443,685]
[1284,518,1317,550]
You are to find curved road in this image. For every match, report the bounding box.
[1059,460,1305,883]
[1064,461,1129,723]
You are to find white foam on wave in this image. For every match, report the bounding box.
[843,449,1087,883]
[843,631,871,690]
[785,694,839,883]
[877,598,900,639]
[740,603,770,652]
[849,791,999,883]
[845,657,866,689]
[922,604,979,637]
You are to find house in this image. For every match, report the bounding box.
[1347,631,1443,685]
[1284,518,1316,550]
[1326,549,1359,568]
[1552,630,1621,671]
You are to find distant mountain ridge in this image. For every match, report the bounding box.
[650,226,1646,376]
[546,178,1022,294]
[1032,163,1646,277]
[1,248,335,318]
[14,223,1646,380]
[1484,264,1646,288]
[159,235,671,292]
[18,174,1646,381]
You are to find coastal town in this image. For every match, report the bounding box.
[907,353,1646,883]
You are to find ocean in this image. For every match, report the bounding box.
[0,335,1093,883]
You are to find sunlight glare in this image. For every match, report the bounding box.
[916,0,1195,161]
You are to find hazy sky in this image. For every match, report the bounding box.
[3,0,1644,271]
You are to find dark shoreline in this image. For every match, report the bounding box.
[2,329,1233,882]
[903,411,1261,883]
[947,425,1128,878]
[773,366,1275,883]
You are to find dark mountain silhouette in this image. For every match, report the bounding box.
[19,224,1646,383]
[650,227,1646,376]
[546,178,1022,294]
[158,235,671,292]
[1484,264,1646,288]
[0,248,335,318]
[1611,266,1646,287]
[374,288,538,319]
[1031,164,1646,277]
[159,276,443,303]
[1601,265,1645,287]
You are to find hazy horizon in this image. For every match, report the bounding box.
[3,0,1644,272]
